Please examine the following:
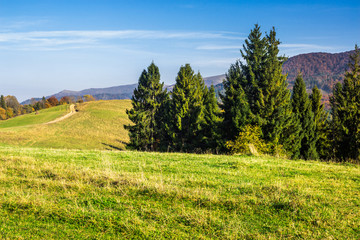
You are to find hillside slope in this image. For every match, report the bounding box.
[0,105,69,129]
[0,100,132,150]
[283,50,354,92]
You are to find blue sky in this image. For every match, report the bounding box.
[0,0,359,101]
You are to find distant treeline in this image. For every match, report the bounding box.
[0,94,96,120]
[126,24,360,162]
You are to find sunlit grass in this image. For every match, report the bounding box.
[0,105,68,129]
[0,146,359,239]
[0,100,132,150]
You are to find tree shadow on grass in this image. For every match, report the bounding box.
[102,140,128,151]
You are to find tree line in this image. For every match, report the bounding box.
[0,94,96,120]
[126,24,360,162]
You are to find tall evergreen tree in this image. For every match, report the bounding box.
[125,62,168,151]
[169,64,206,152]
[310,85,330,159]
[329,82,343,159]
[220,61,252,141]
[292,74,318,159]
[258,28,297,154]
[0,95,6,109]
[240,24,267,119]
[330,45,360,161]
[202,85,222,152]
[222,25,298,156]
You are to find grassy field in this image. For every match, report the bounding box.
[0,146,359,239]
[0,100,132,150]
[0,104,69,129]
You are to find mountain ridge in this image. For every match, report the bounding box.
[21,50,353,105]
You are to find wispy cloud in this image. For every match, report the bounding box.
[197,45,243,50]
[0,30,244,51]
[280,43,334,50]
[280,43,338,56]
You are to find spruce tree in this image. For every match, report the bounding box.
[310,85,330,159]
[292,74,318,159]
[220,61,252,141]
[258,28,297,155]
[125,62,168,151]
[170,64,206,152]
[330,45,360,161]
[240,24,267,119]
[0,95,6,109]
[330,82,343,159]
[222,25,298,156]
[202,85,222,152]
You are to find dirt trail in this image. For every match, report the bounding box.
[45,104,77,125]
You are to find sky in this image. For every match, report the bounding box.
[0,0,359,101]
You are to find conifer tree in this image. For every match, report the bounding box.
[222,25,298,156]
[169,64,206,152]
[202,85,222,152]
[329,82,343,159]
[310,85,330,159]
[292,74,318,159]
[155,91,172,152]
[240,24,267,119]
[0,95,6,109]
[330,45,360,161]
[258,28,297,154]
[125,62,168,151]
[220,61,252,141]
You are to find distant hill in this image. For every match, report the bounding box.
[21,84,137,105]
[21,75,226,105]
[21,50,353,106]
[283,50,354,93]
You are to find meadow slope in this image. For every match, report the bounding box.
[0,100,132,150]
[0,146,359,239]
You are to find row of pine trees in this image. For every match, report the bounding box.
[126,24,360,162]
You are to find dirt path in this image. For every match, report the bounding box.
[45,104,77,125]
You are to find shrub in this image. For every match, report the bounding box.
[0,107,6,120]
[225,125,269,155]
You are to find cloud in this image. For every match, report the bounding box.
[279,43,338,56]
[0,30,246,51]
[280,43,334,50]
[197,45,243,50]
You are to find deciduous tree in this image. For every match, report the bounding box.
[47,96,59,106]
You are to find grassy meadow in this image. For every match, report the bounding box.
[0,146,359,239]
[0,104,69,129]
[0,99,359,239]
[0,100,132,150]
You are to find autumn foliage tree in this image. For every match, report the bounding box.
[47,96,59,106]
[83,95,96,102]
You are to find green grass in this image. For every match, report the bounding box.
[0,104,69,129]
[0,100,132,150]
[0,146,359,239]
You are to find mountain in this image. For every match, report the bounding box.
[21,84,137,105]
[283,50,354,92]
[22,50,353,106]
[21,75,226,105]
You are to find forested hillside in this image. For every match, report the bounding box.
[283,50,354,92]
